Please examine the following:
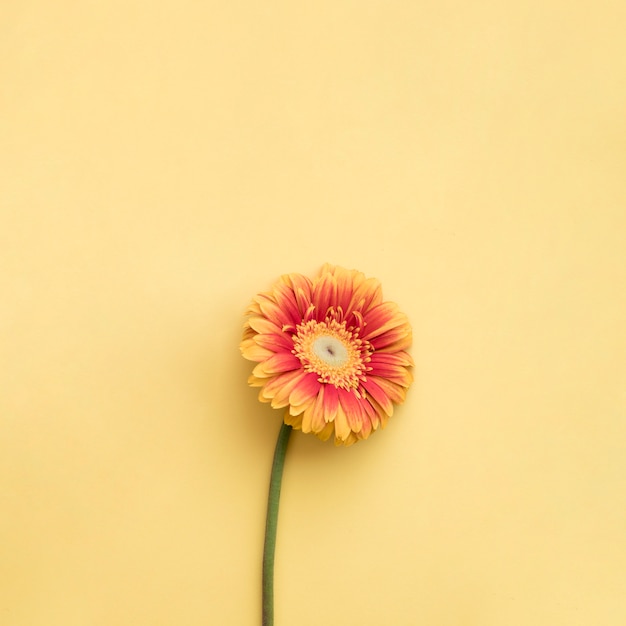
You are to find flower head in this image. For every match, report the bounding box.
[241,264,413,445]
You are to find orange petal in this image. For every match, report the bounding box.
[284,409,303,430]
[255,333,294,352]
[287,273,313,316]
[322,384,339,423]
[370,322,412,350]
[289,372,321,408]
[301,392,327,433]
[348,276,382,313]
[273,280,301,323]
[241,342,273,362]
[370,350,414,367]
[312,271,337,320]
[245,301,263,316]
[316,421,335,441]
[333,401,352,441]
[248,316,283,336]
[242,323,256,342]
[307,387,328,433]
[260,352,301,375]
[357,407,374,439]
[256,295,294,327]
[247,374,266,387]
[367,395,390,428]
[362,396,381,430]
[362,302,403,340]
[361,377,394,417]
[261,370,306,407]
[333,266,358,312]
[368,361,413,387]
[368,375,407,405]
[337,389,364,433]
[335,431,358,446]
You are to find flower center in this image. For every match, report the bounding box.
[312,336,348,367]
[292,318,371,390]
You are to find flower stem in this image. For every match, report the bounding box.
[263,422,292,626]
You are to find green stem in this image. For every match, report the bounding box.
[262,422,292,626]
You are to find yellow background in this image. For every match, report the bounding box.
[1,2,625,624]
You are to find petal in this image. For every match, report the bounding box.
[300,405,314,432]
[371,325,412,351]
[289,372,321,408]
[367,374,407,405]
[247,374,266,388]
[333,401,352,441]
[347,276,382,314]
[255,294,293,328]
[312,271,337,320]
[368,360,413,387]
[335,431,358,446]
[361,377,394,417]
[287,273,314,316]
[273,280,302,325]
[254,352,300,376]
[248,316,284,336]
[332,266,358,312]
[322,384,339,423]
[362,302,402,340]
[316,421,335,442]
[260,370,307,407]
[306,386,328,433]
[356,403,374,439]
[255,333,294,352]
[241,341,273,362]
[337,388,364,433]
[369,350,414,367]
[284,408,303,430]
[361,394,382,430]
[242,323,256,342]
[301,390,326,433]
[245,300,263,316]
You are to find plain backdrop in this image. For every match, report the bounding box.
[1,2,625,625]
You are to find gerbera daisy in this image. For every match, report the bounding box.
[241,264,413,445]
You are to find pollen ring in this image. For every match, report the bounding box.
[292,318,371,390]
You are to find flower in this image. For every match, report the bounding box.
[241,264,413,445]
